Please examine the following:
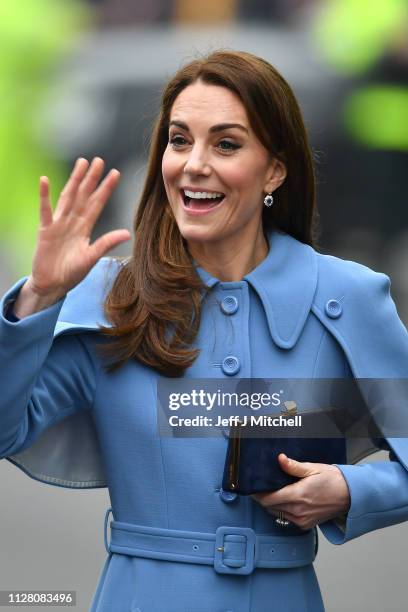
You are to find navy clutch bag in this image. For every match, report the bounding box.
[222,410,348,495]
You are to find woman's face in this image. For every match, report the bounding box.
[161,80,285,246]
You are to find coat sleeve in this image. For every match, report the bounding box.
[319,459,408,544]
[0,278,97,458]
[314,266,408,544]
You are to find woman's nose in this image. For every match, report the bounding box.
[183,145,211,176]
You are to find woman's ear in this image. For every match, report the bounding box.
[264,158,287,193]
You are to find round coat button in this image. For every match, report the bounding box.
[222,355,240,376]
[325,299,342,319]
[220,295,238,315]
[219,487,238,503]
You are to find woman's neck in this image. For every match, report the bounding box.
[188,226,269,282]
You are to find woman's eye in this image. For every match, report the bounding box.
[218,140,240,152]
[169,136,187,147]
[168,136,240,152]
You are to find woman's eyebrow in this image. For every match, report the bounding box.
[169,120,248,134]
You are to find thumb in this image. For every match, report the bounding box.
[278,453,314,478]
[90,229,131,261]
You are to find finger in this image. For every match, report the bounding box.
[264,502,294,512]
[39,176,53,227]
[268,507,297,523]
[84,169,121,229]
[278,454,314,478]
[253,483,299,507]
[280,511,297,521]
[55,158,90,218]
[88,229,131,262]
[76,157,106,210]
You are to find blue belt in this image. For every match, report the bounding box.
[104,508,317,576]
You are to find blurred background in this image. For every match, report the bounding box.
[0,1,407,611]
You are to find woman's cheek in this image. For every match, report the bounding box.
[161,152,171,182]
[161,148,177,179]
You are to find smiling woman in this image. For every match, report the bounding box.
[1,49,408,612]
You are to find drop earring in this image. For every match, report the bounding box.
[264,192,274,207]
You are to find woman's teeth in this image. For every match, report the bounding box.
[184,189,224,199]
[182,189,225,208]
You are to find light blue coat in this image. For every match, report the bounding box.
[1,229,408,612]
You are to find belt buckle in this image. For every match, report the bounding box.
[214,526,256,575]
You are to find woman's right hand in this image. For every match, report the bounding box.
[14,157,131,317]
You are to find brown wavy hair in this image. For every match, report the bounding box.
[100,49,319,376]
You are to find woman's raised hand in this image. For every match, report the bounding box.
[30,157,130,298]
[13,157,131,318]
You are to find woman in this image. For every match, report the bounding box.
[1,50,408,611]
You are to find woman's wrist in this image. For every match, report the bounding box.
[12,279,66,319]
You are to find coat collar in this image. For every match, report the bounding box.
[195,229,318,349]
[55,234,318,350]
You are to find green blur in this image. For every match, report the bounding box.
[344,86,408,151]
[0,0,90,274]
[315,0,407,74]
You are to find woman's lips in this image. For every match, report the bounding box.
[180,190,225,216]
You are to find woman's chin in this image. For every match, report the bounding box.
[177,223,222,244]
